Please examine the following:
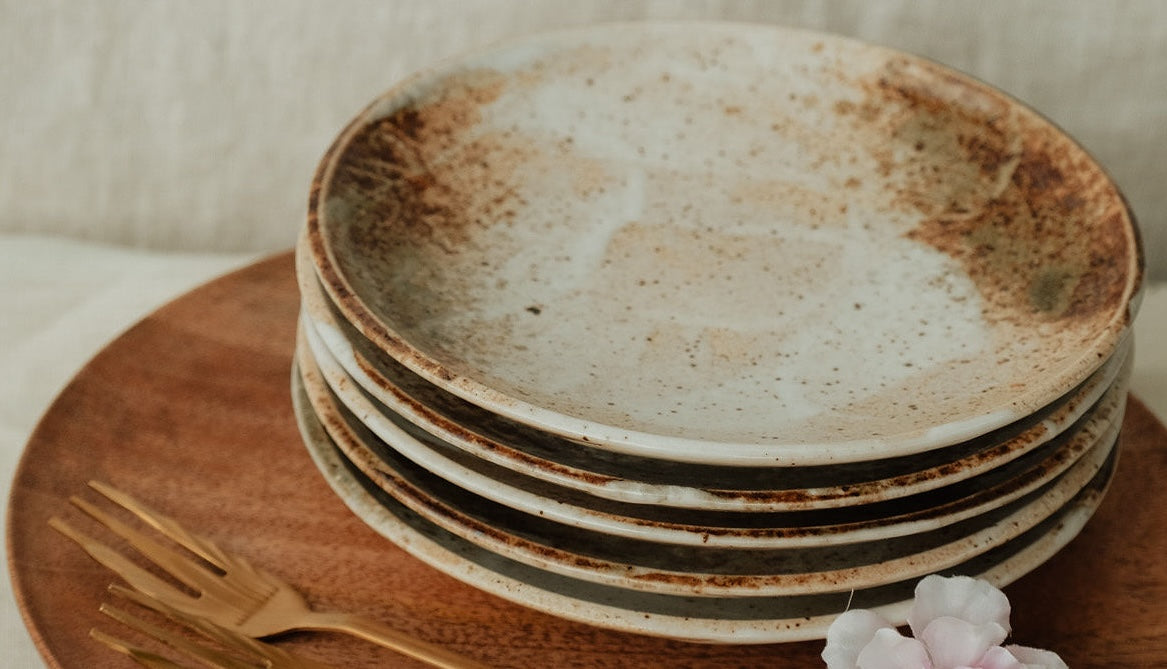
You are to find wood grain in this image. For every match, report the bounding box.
[6,252,1166,668]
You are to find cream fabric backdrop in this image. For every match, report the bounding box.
[2,0,1165,275]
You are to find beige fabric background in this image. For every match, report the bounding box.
[2,0,1165,275]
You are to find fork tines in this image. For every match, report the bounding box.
[49,480,275,619]
[93,584,330,669]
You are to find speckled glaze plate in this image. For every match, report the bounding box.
[296,334,1123,597]
[298,236,1132,512]
[298,320,1128,554]
[292,361,1119,642]
[305,22,1142,466]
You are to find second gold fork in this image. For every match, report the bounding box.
[95,584,332,669]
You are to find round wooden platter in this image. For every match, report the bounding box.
[7,252,1167,668]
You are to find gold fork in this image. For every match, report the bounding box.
[50,480,490,669]
[93,584,330,668]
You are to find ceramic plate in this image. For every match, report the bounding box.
[305,22,1141,466]
[298,237,1131,512]
[297,335,1121,597]
[298,320,1128,552]
[292,361,1118,641]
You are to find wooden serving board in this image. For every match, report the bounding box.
[7,253,1167,668]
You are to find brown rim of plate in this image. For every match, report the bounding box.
[295,329,1124,572]
[291,359,1119,639]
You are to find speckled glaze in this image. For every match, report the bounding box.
[297,234,1132,512]
[305,22,1142,465]
[296,328,1124,591]
[291,361,1117,642]
[298,318,1127,554]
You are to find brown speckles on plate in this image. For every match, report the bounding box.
[902,119,1133,328]
[833,55,1137,339]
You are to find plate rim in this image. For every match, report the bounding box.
[294,342,1124,597]
[291,356,1118,642]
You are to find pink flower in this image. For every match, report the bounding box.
[822,575,1066,669]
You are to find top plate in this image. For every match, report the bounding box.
[307,21,1142,465]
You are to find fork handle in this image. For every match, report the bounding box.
[302,611,492,668]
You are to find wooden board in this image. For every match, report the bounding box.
[7,252,1167,668]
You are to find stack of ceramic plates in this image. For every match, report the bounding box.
[290,22,1143,643]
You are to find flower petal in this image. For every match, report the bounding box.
[976,646,1027,669]
[857,627,933,669]
[918,616,1008,669]
[823,609,896,669]
[1004,645,1068,669]
[908,575,1011,638]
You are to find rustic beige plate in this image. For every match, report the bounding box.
[296,334,1123,597]
[306,21,1141,466]
[292,360,1119,642]
[299,319,1128,553]
[298,236,1132,511]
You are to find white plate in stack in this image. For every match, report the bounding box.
[291,21,1142,643]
